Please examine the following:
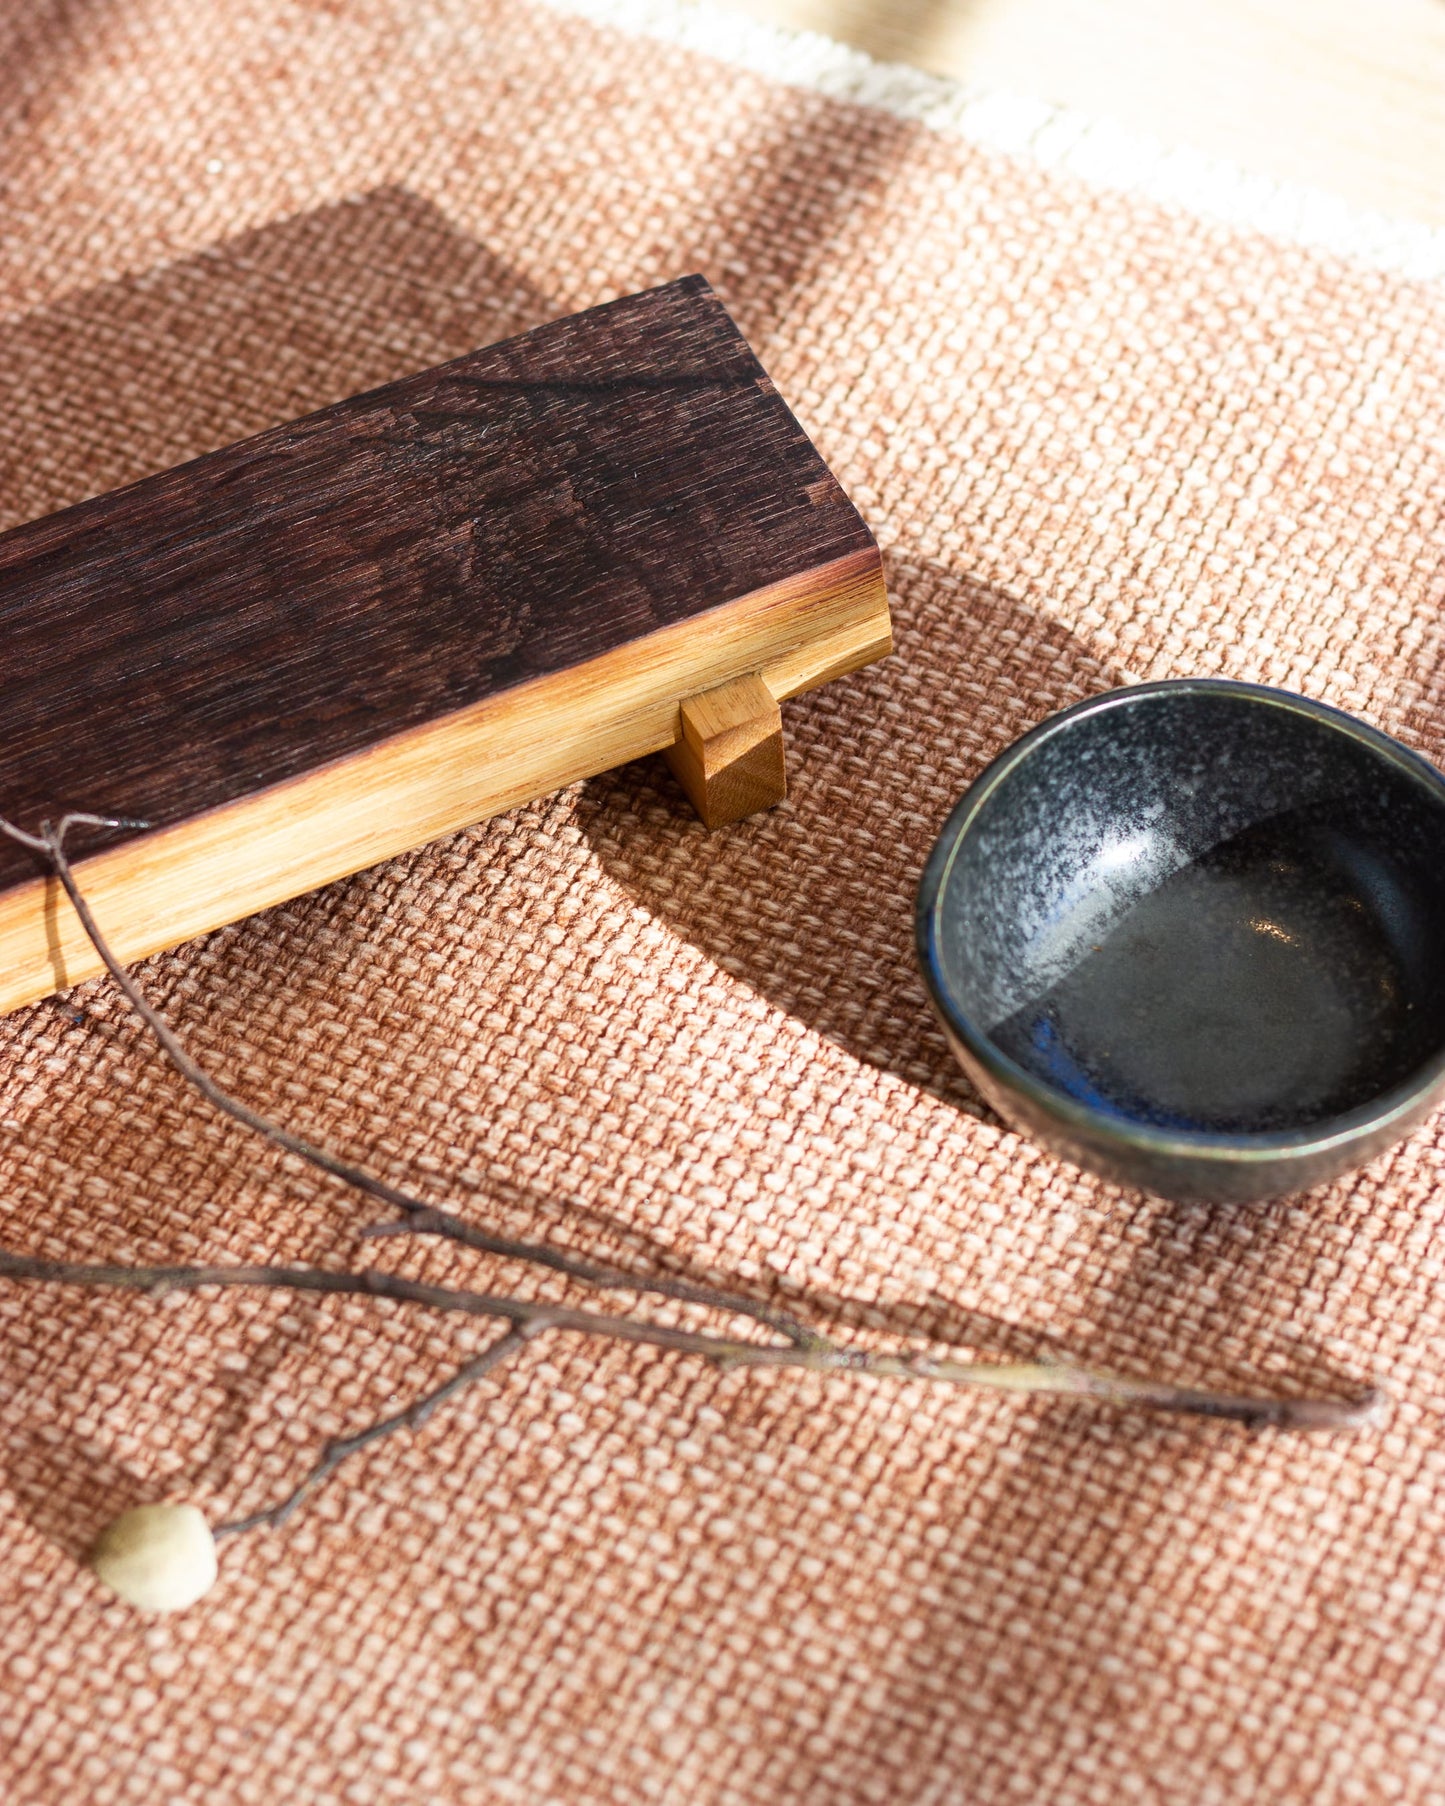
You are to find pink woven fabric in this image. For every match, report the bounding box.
[0,2,1442,1800]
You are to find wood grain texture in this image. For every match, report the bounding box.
[0,274,890,1013]
[665,673,787,829]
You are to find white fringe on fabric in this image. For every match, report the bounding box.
[543,0,1445,282]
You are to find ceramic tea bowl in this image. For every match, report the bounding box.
[916,679,1445,1202]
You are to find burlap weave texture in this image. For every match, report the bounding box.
[0,1,1442,1801]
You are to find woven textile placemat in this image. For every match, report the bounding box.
[1,2,1442,1800]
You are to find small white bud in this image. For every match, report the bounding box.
[88,1504,218,1611]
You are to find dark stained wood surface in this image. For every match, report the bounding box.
[0,275,876,895]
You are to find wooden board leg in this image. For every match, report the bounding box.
[664,673,787,829]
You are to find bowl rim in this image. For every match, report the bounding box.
[915,677,1445,1168]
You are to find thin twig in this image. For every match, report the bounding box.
[0,814,814,1347]
[0,812,1383,1545]
[213,1324,535,1536]
[0,1248,1382,1432]
[361,1210,823,1346]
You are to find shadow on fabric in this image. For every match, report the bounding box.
[578,550,1128,1116]
[0,184,556,533]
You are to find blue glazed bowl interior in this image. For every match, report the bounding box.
[925,684,1445,1137]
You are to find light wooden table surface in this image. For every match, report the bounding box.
[725,0,1445,229]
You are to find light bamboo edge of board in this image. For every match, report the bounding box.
[0,551,890,1016]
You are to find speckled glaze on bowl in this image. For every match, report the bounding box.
[916,680,1445,1202]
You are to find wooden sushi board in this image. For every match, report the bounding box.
[0,275,890,1015]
